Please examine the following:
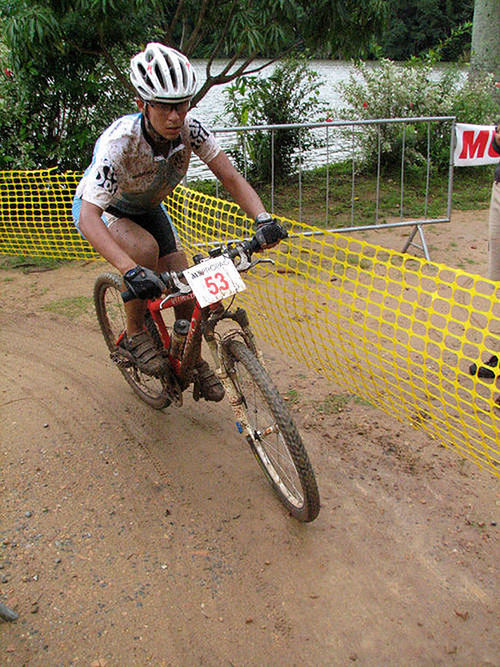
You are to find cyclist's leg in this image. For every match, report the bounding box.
[157,248,223,400]
[148,210,223,400]
[105,214,169,376]
[74,197,166,375]
[73,196,159,337]
[107,215,159,337]
[469,182,500,380]
[143,204,194,322]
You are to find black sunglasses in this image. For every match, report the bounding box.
[147,100,190,113]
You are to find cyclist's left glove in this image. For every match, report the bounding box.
[122,265,164,300]
[254,212,288,249]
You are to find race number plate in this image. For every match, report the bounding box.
[183,255,246,307]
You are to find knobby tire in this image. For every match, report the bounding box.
[224,339,320,522]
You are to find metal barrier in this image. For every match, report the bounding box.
[187,116,456,261]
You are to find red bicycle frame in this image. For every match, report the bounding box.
[146,290,223,379]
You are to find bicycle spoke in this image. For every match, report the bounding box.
[254,436,304,502]
[246,388,303,499]
[225,339,319,521]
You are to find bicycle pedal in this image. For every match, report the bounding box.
[110,348,135,369]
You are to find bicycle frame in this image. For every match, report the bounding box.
[147,290,199,377]
[146,285,263,405]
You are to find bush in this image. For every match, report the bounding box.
[222,58,328,184]
[0,49,133,171]
[336,58,498,174]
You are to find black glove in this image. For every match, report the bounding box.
[254,219,288,249]
[122,265,164,300]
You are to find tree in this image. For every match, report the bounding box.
[470,0,500,81]
[2,0,388,103]
[173,0,389,105]
[0,0,388,169]
[377,0,474,62]
[0,1,156,168]
[223,58,328,183]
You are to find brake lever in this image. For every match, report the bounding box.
[159,272,192,306]
[234,246,252,272]
[230,242,275,273]
[248,257,275,270]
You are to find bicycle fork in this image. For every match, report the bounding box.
[203,306,265,434]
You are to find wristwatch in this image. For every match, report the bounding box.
[255,212,273,226]
[123,265,141,280]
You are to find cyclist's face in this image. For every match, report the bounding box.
[138,99,190,139]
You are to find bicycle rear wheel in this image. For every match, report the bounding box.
[94,273,171,409]
[224,339,320,522]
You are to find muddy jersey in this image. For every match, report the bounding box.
[75,112,220,214]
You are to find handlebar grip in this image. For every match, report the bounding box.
[247,236,262,254]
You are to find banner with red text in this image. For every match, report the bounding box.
[454,123,500,166]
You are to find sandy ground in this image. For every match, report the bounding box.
[1,209,499,666]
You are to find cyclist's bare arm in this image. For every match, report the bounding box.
[207,151,267,220]
[79,200,137,275]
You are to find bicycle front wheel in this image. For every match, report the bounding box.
[224,339,320,522]
[94,273,171,410]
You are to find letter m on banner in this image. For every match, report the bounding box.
[454,123,500,166]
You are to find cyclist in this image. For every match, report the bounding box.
[73,43,278,401]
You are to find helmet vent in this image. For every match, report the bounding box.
[137,63,152,90]
[166,56,177,89]
[155,63,165,89]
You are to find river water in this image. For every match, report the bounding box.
[186,59,466,181]
[192,59,352,124]
[186,60,354,180]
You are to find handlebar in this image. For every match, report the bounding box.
[121,225,286,303]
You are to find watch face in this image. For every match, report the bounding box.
[256,212,272,224]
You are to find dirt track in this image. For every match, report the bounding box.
[1,211,499,665]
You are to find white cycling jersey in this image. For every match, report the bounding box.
[75,112,221,214]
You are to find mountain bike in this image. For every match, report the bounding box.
[93,231,320,522]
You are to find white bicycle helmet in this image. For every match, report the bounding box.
[130,43,197,103]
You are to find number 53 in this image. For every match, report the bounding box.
[205,272,230,294]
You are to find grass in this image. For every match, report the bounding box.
[191,162,494,228]
[284,388,300,404]
[41,296,93,320]
[314,392,373,414]
[0,253,69,271]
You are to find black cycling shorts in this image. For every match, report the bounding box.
[73,196,180,259]
[105,203,180,258]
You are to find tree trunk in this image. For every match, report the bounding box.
[470,0,500,82]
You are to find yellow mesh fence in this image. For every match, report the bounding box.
[1,168,499,478]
